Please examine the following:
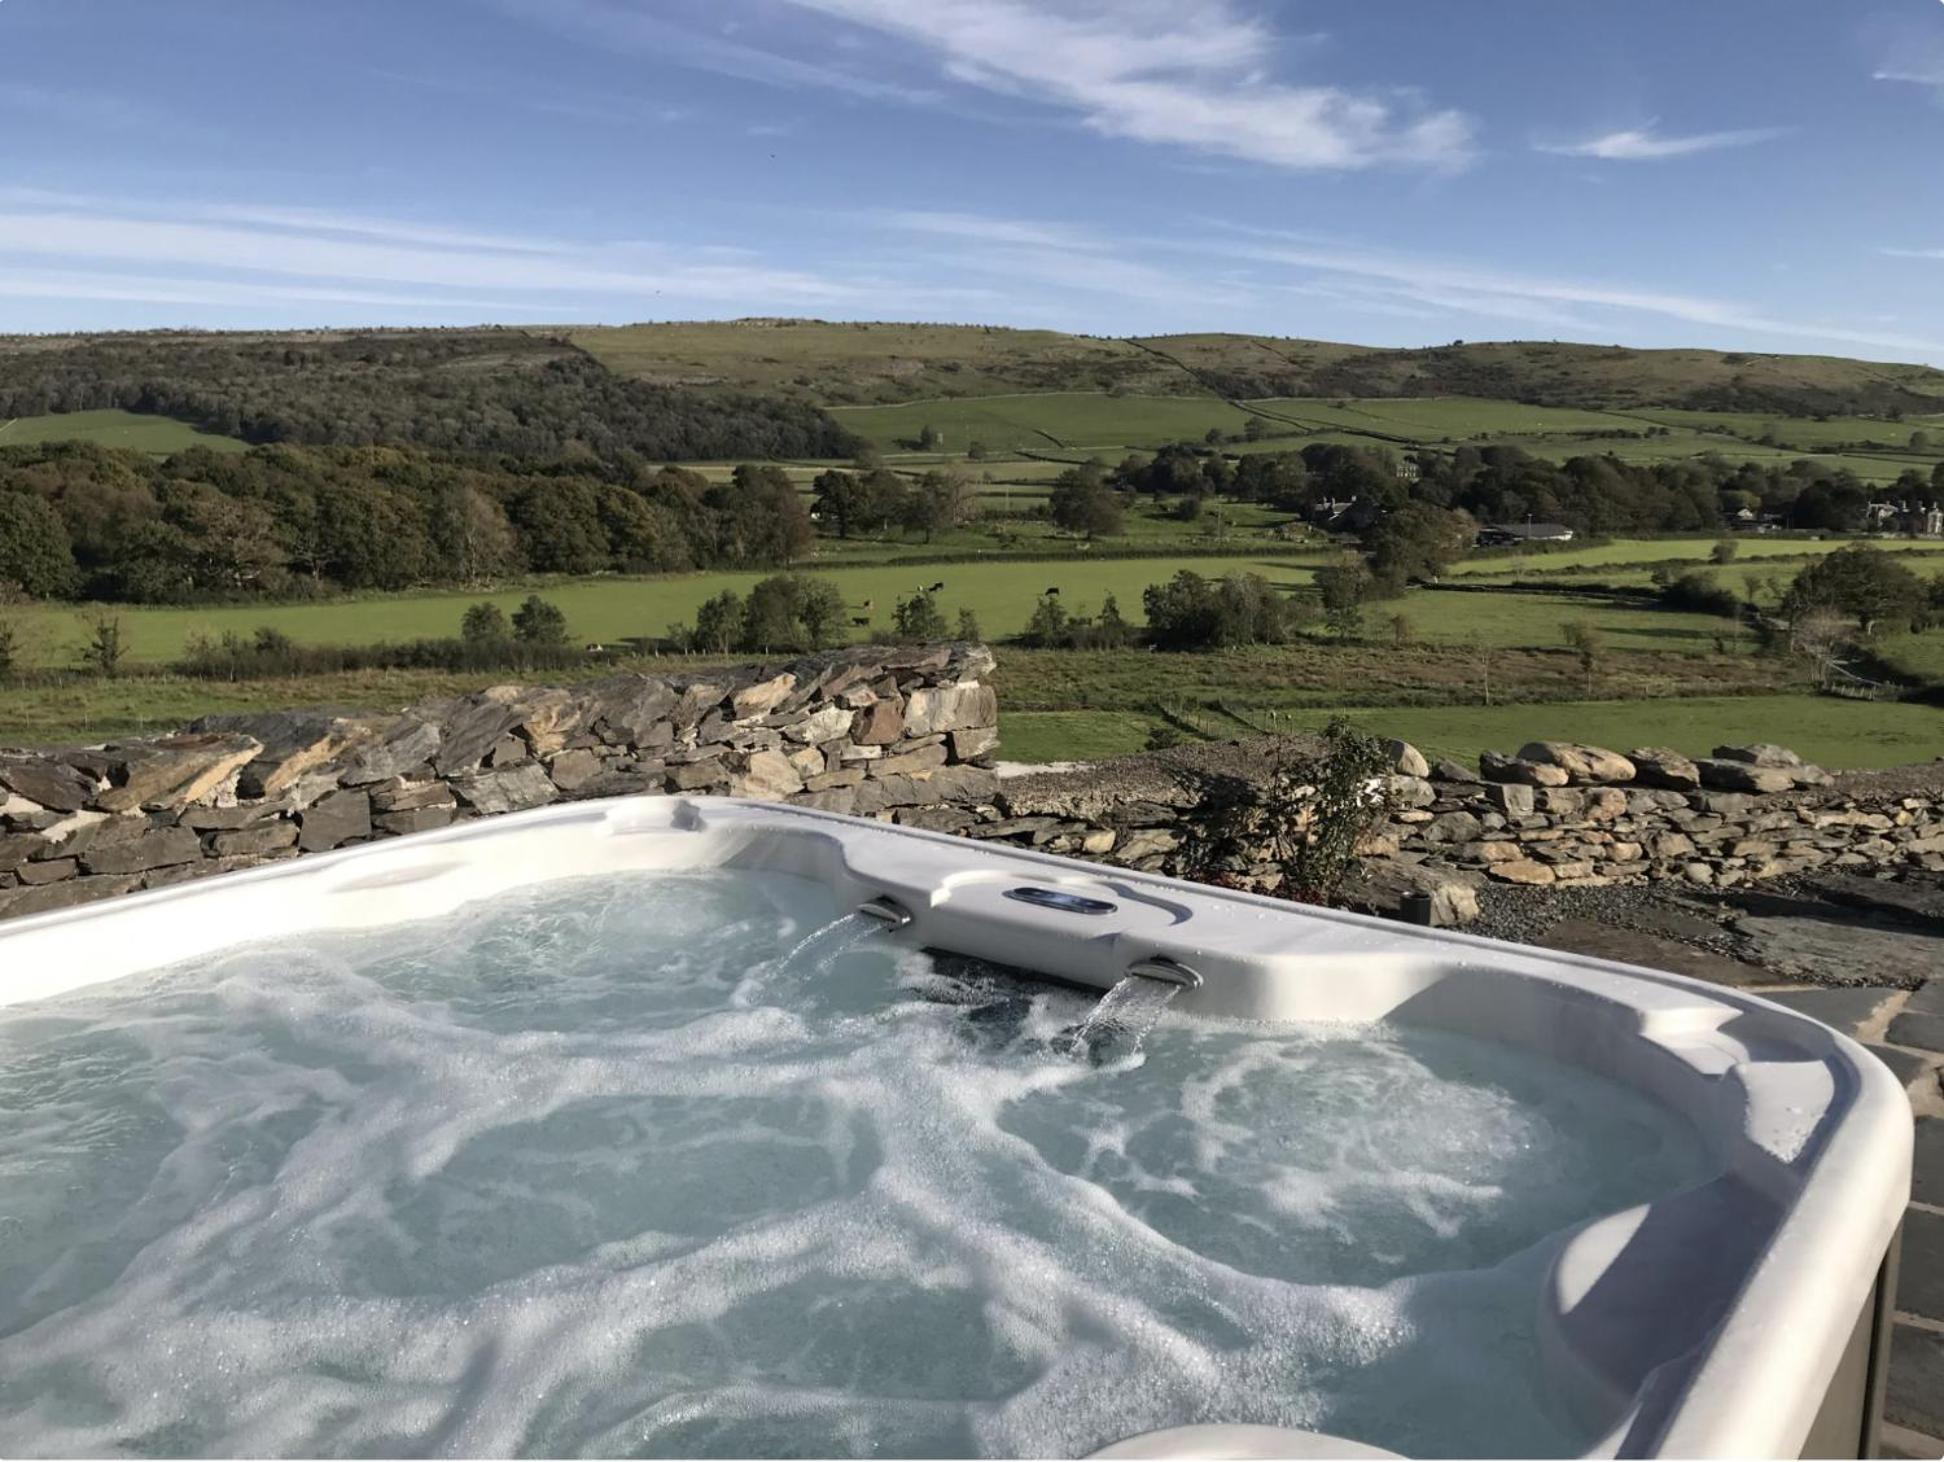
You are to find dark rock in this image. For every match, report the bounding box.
[433,698,524,776]
[1429,758,1480,784]
[589,676,678,745]
[0,758,97,813]
[369,780,456,813]
[1896,1208,1944,1327]
[668,759,729,792]
[0,832,46,872]
[338,718,440,785]
[179,800,290,831]
[209,822,301,857]
[448,764,556,815]
[1420,810,1484,844]
[298,790,372,852]
[375,806,456,836]
[78,827,203,875]
[15,858,76,886]
[546,748,605,792]
[0,873,142,919]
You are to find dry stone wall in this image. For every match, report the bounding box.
[3,642,1938,934]
[0,644,998,922]
[961,737,1944,928]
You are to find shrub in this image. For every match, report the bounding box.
[79,613,124,677]
[892,589,949,643]
[461,601,510,644]
[1142,571,1300,650]
[1179,720,1395,906]
[1658,570,1741,618]
[1781,544,1928,635]
[512,594,569,646]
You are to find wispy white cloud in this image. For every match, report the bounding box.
[1536,123,1789,160]
[872,209,1944,360]
[498,0,1471,172]
[775,0,1473,170]
[486,0,943,104]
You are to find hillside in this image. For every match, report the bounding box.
[577,320,1944,418]
[0,328,859,462]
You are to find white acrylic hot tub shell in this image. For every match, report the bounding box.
[0,795,1913,1460]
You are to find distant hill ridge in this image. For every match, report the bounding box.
[573,319,1944,419]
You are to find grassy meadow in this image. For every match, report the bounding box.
[0,409,247,455]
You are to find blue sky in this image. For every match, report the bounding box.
[3,0,1942,362]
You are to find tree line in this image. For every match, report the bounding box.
[1042,437,1944,541]
[0,329,859,462]
[0,441,817,603]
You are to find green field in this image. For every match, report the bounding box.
[1000,694,1944,770]
[5,555,1330,668]
[829,393,1251,453]
[0,409,247,455]
[1447,536,1944,578]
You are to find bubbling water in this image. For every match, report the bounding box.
[0,870,1711,1458]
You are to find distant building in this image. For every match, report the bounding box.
[1477,522,1574,546]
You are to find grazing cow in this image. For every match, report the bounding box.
[927,581,945,592]
[1043,587,1060,597]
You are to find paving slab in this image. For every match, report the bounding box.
[1759,986,1902,1038]
[1909,978,1944,1017]
[1887,1322,1944,1439]
[1868,1043,1944,1094]
[1734,914,1942,988]
[1892,1011,1944,1056]
[1533,920,1771,988]
[1900,1207,1944,1322]
[1918,1118,1944,1210]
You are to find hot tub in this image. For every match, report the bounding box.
[0,796,1912,1458]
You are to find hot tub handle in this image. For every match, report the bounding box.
[857,895,914,931]
[1126,956,1204,990]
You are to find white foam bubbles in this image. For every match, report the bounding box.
[0,870,1709,1458]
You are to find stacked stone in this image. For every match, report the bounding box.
[0,644,1000,923]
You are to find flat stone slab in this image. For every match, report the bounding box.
[1890,1010,1944,1055]
[1733,914,1942,988]
[1796,872,1944,932]
[1916,1119,1944,1210]
[1886,1322,1944,1438]
[1909,979,1944,1018]
[1867,1043,1943,1096]
[1535,919,1772,989]
[1898,1207,1944,1323]
[1757,986,1902,1039]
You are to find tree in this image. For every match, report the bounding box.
[1048,464,1124,540]
[893,589,948,643]
[1563,620,1605,694]
[1243,415,1269,442]
[1362,503,1473,591]
[812,469,865,539]
[461,601,510,644]
[916,423,942,451]
[1782,545,1927,635]
[966,440,989,462]
[1142,570,1299,650]
[903,468,976,543]
[0,617,18,681]
[1023,593,1071,647]
[79,612,124,677]
[0,490,78,598]
[955,607,982,642]
[690,590,744,654]
[1710,538,1738,565]
[512,594,569,646]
